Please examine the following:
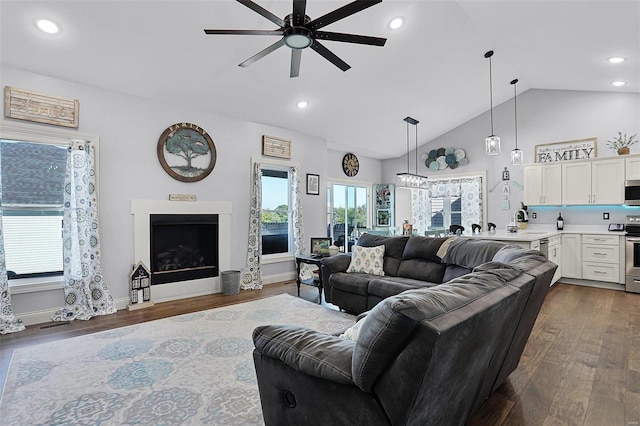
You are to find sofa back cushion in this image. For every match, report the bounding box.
[395,236,448,282]
[352,267,523,393]
[357,233,409,276]
[440,237,511,269]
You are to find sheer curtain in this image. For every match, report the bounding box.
[289,166,306,256]
[412,176,483,232]
[52,140,116,321]
[241,162,263,290]
[0,147,25,334]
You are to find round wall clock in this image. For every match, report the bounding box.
[342,153,359,177]
[157,122,217,182]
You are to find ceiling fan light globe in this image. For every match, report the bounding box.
[285,33,312,49]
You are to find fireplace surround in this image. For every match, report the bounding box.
[132,200,231,302]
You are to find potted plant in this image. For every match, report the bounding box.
[517,202,528,230]
[606,131,638,155]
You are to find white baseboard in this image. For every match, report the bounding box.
[18,297,130,327]
[17,272,296,327]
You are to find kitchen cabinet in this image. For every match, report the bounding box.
[626,156,640,180]
[548,235,561,284]
[523,164,562,205]
[581,234,620,283]
[561,234,581,279]
[562,158,625,205]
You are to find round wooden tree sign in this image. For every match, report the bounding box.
[157,122,217,182]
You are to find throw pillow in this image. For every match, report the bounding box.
[339,319,364,341]
[346,245,385,276]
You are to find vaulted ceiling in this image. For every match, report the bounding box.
[1,0,638,159]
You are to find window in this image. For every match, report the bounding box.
[430,196,462,229]
[1,139,66,278]
[0,121,100,290]
[328,183,369,252]
[261,167,292,255]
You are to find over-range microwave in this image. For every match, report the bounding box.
[625,180,640,206]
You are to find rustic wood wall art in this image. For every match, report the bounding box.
[262,135,291,159]
[4,86,79,128]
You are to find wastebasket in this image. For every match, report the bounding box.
[221,270,241,295]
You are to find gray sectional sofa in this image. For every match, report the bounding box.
[251,234,557,425]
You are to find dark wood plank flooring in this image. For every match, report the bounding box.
[1,281,638,425]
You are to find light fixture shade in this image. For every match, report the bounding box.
[485,135,501,155]
[511,148,524,165]
[396,172,428,189]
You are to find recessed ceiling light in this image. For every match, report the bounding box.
[611,81,627,87]
[296,100,308,109]
[608,57,626,64]
[35,19,60,34]
[389,17,404,30]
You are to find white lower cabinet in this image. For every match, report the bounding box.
[561,234,581,279]
[548,235,561,285]
[580,234,621,283]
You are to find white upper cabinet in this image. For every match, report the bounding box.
[626,156,640,180]
[524,164,562,205]
[562,158,624,205]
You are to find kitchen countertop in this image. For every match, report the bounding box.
[462,225,626,241]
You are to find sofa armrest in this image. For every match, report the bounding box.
[253,324,355,385]
[321,253,352,274]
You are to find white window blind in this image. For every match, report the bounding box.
[3,214,63,275]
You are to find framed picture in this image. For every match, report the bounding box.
[306,173,320,195]
[376,209,391,227]
[157,122,217,182]
[310,237,331,256]
[262,135,291,159]
[535,137,597,163]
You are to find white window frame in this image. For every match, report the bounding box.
[327,178,371,252]
[0,121,100,294]
[251,157,298,264]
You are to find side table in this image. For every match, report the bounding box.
[294,254,325,303]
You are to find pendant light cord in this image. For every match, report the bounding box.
[414,121,418,174]
[489,55,494,135]
[511,78,519,149]
[406,120,410,174]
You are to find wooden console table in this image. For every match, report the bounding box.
[294,254,325,303]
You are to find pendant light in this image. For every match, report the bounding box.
[484,50,500,155]
[396,116,428,189]
[510,78,524,165]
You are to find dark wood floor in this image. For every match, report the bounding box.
[1,281,638,425]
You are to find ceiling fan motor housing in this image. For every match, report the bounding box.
[284,14,313,49]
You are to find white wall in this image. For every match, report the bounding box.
[1,66,383,322]
[383,89,640,229]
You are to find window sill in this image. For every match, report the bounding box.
[9,276,64,294]
[262,253,295,265]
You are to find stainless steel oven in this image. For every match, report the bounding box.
[625,215,640,293]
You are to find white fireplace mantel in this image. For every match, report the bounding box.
[131,199,232,302]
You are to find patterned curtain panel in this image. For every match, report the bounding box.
[241,162,263,290]
[289,166,306,257]
[52,141,116,322]
[0,148,25,334]
[459,177,482,227]
[411,189,430,235]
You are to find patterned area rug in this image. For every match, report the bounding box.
[0,294,355,425]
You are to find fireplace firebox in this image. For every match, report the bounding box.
[150,214,219,285]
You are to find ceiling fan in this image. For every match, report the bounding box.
[204,0,387,77]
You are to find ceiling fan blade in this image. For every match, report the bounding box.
[204,29,284,36]
[292,0,307,26]
[239,38,286,68]
[290,49,302,78]
[308,0,381,31]
[314,31,386,46]
[310,41,350,72]
[237,0,286,27]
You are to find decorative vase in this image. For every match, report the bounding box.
[618,147,630,155]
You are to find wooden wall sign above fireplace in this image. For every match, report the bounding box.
[4,86,79,128]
